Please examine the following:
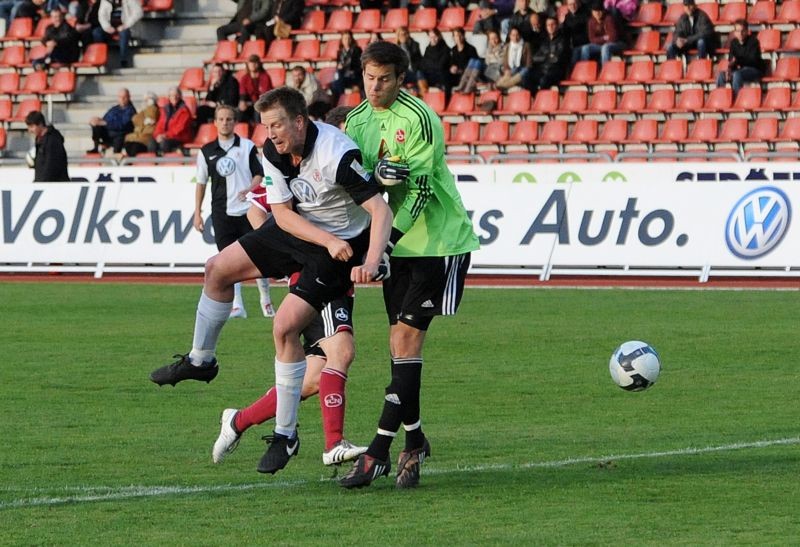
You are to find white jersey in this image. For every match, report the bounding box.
[195,135,263,216]
[262,121,378,240]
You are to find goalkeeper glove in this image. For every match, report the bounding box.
[374,156,410,187]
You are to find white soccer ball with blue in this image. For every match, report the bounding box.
[609,340,661,391]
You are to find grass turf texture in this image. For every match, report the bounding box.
[0,282,798,544]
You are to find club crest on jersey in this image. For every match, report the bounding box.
[289,177,318,203]
[215,157,236,177]
[395,129,405,143]
[313,169,322,182]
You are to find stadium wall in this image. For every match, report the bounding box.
[1,163,798,281]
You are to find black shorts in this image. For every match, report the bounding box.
[212,211,252,251]
[238,216,370,311]
[383,253,471,330]
[303,293,355,357]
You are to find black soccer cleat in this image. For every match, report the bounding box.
[395,437,431,489]
[339,454,391,489]
[149,354,218,386]
[257,432,300,474]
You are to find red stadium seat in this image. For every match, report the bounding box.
[29,16,52,44]
[596,59,625,86]
[629,1,663,27]
[294,10,326,35]
[475,120,509,151]
[234,122,251,139]
[45,70,76,98]
[251,124,267,146]
[699,87,733,113]
[712,118,748,143]
[438,6,465,30]
[729,87,762,113]
[672,88,704,115]
[475,89,502,114]
[779,29,800,53]
[266,39,294,62]
[696,2,719,24]
[236,39,266,63]
[324,10,352,33]
[680,58,712,83]
[772,0,800,23]
[562,61,597,86]
[449,120,480,145]
[653,118,688,143]
[719,2,747,24]
[535,120,568,147]
[442,92,475,116]
[613,87,647,114]
[337,91,362,107]
[659,2,684,26]
[288,39,320,63]
[315,66,337,89]
[492,88,530,116]
[529,88,557,114]
[73,43,108,72]
[622,59,654,85]
[503,120,538,146]
[757,29,781,54]
[593,118,628,144]
[741,117,778,142]
[8,98,41,124]
[641,87,675,114]
[15,71,48,96]
[0,72,20,95]
[185,123,218,149]
[422,90,446,115]
[178,67,206,94]
[0,17,33,43]
[564,119,598,144]
[652,59,683,83]
[555,88,588,114]
[353,9,381,33]
[584,89,617,114]
[205,40,238,65]
[763,57,799,82]
[410,7,438,31]
[773,117,800,142]
[143,0,174,11]
[266,67,285,86]
[382,8,410,32]
[748,0,776,24]
[0,45,26,68]
[0,98,13,122]
[623,30,660,57]
[684,118,718,143]
[624,118,659,145]
[755,86,791,112]
[0,126,6,151]
[315,39,340,62]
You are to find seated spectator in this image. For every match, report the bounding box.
[123,91,160,157]
[666,0,716,60]
[527,15,570,93]
[261,0,303,46]
[93,0,143,68]
[32,9,81,70]
[561,0,590,64]
[216,0,272,45]
[604,0,638,21]
[324,105,352,130]
[329,30,363,102]
[13,0,45,24]
[0,0,25,27]
[473,0,502,35]
[151,87,193,155]
[716,19,763,98]
[396,26,422,88]
[448,27,478,91]
[454,29,503,94]
[531,0,556,18]
[578,0,625,66]
[285,65,330,107]
[237,54,273,123]
[502,0,533,42]
[73,0,102,50]
[521,11,544,54]
[196,64,240,124]
[87,87,136,155]
[495,25,532,91]
[25,110,70,182]
[417,28,452,95]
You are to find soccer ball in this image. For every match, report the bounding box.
[609,340,661,391]
[25,146,36,168]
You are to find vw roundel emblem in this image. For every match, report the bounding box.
[215,156,236,177]
[725,186,791,259]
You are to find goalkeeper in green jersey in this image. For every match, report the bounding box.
[340,40,480,490]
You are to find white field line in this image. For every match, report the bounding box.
[1,437,797,510]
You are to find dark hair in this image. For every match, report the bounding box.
[361,41,410,78]
[254,86,308,120]
[325,105,353,129]
[25,111,46,126]
[733,18,748,28]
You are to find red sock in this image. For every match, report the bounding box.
[319,368,347,450]
[235,387,277,433]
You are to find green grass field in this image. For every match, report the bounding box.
[1,281,798,545]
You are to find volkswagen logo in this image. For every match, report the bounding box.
[725,186,791,259]
[289,177,318,203]
[215,157,236,177]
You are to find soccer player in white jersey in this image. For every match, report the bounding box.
[150,87,393,474]
[192,104,275,319]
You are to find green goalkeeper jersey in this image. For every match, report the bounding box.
[345,90,479,258]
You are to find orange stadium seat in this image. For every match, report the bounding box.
[680,58,712,84]
[353,9,381,33]
[0,45,26,68]
[465,8,482,30]
[422,90,446,115]
[684,118,718,143]
[623,30,660,57]
[29,16,51,44]
[315,66,337,88]
[593,118,628,145]
[179,67,206,94]
[755,86,792,112]
[315,39,340,62]
[0,126,6,151]
[757,28,782,54]
[670,87,705,113]
[144,0,174,11]
[0,98,13,122]
[564,119,598,145]
[713,118,748,143]
[475,120,509,152]
[529,88,557,115]
[535,119,568,149]
[266,67,285,86]
[629,1,663,27]
[584,89,617,114]
[382,8,410,32]
[659,2,684,26]
[294,10,326,35]
[324,10,352,33]
[503,120,538,147]
[0,17,33,43]
[772,0,800,23]
[410,7,437,31]
[729,87,762,113]
[697,2,719,24]
[641,87,675,114]
[496,88,531,115]
[288,39,320,63]
[251,123,267,146]
[183,95,197,117]
[337,91,362,107]
[622,59,655,85]
[742,117,778,143]
[73,43,108,72]
[699,87,733,113]
[652,59,683,83]
[475,89,502,113]
[624,118,658,146]
[8,98,41,124]
[449,120,480,146]
[653,118,688,144]
[438,6,465,30]
[185,123,218,149]
[15,71,47,96]
[265,39,293,62]
[748,0,776,24]
[555,88,588,114]
[0,72,20,95]
[45,70,76,98]
[613,87,647,114]
[237,39,266,62]
[441,92,475,116]
[205,40,238,65]
[719,1,747,24]
[773,117,800,143]
[779,29,800,53]
[596,59,625,86]
[562,61,597,86]
[234,122,251,139]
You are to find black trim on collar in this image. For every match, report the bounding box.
[263,119,319,178]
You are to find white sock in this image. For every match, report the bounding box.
[274,358,306,437]
[189,291,232,366]
[232,282,244,309]
[256,278,271,304]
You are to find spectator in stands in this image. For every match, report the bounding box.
[261,0,303,46]
[323,105,352,130]
[74,0,102,50]
[0,0,25,27]
[473,0,503,35]
[216,0,272,45]
[396,26,421,88]
[417,28,452,95]
[561,0,590,64]
[578,0,625,66]
[527,15,570,93]
[666,0,715,61]
[196,64,240,124]
[453,29,504,94]
[521,11,544,54]
[151,86,193,155]
[285,65,329,107]
[495,25,532,90]
[123,91,159,157]
[502,0,533,42]
[448,27,478,91]
[716,19,763,98]
[531,0,556,18]
[25,111,70,182]
[13,0,45,25]
[604,0,638,21]
[238,54,273,123]
[329,30,363,103]
[32,9,81,70]
[94,0,143,68]
[367,31,383,45]
[87,87,136,155]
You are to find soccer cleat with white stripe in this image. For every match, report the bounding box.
[212,408,241,464]
[339,454,390,489]
[322,439,368,466]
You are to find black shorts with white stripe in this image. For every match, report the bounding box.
[302,293,355,357]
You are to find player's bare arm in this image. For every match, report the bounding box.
[193,183,206,232]
[351,194,393,284]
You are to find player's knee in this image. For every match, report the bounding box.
[301,378,319,399]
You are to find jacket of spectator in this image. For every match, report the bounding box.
[34,125,69,182]
[397,28,422,73]
[587,10,621,45]
[604,0,638,20]
[103,101,136,133]
[419,36,451,79]
[230,0,272,24]
[98,0,143,34]
[239,68,273,103]
[562,0,590,48]
[14,0,44,24]
[271,0,303,28]
[207,69,240,107]
[673,6,714,47]
[124,103,159,147]
[153,99,193,144]
[728,32,764,72]
[43,17,82,63]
